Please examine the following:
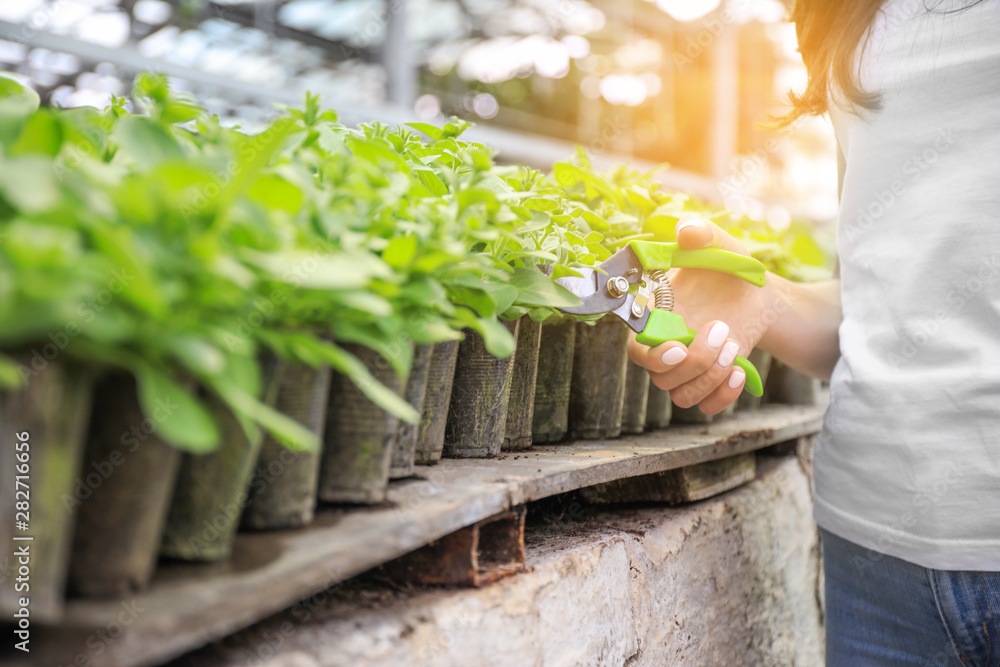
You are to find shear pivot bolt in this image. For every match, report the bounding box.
[606,276,629,298]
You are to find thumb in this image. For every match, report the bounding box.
[675,214,749,256]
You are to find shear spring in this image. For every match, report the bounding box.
[648,270,674,312]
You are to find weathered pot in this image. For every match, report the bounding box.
[737,349,773,412]
[503,318,542,451]
[242,360,332,529]
[68,372,181,597]
[415,340,460,465]
[444,319,520,458]
[320,344,407,504]
[531,317,576,444]
[765,359,821,405]
[621,360,651,435]
[160,363,280,562]
[568,317,629,440]
[0,356,93,621]
[645,384,672,430]
[389,343,433,478]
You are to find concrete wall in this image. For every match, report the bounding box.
[174,455,823,667]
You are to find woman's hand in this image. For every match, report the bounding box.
[627,215,770,415]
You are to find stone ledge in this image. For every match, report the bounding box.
[171,456,823,667]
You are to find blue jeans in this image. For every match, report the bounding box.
[822,528,1000,666]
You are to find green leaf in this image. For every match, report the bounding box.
[9,109,63,157]
[503,249,559,262]
[248,173,303,214]
[168,337,225,375]
[524,197,559,211]
[457,186,498,213]
[484,282,519,314]
[314,341,419,423]
[346,135,406,168]
[454,310,516,358]
[414,167,449,196]
[576,207,609,231]
[217,117,297,213]
[404,122,445,140]
[382,235,419,269]
[212,381,319,451]
[135,363,220,453]
[508,266,584,309]
[160,99,202,125]
[242,249,392,289]
[0,76,40,148]
[552,162,585,188]
[447,285,496,318]
[790,233,827,267]
[87,224,168,317]
[0,156,60,212]
[112,116,184,169]
[0,353,23,389]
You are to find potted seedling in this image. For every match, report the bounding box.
[569,316,630,439]
[503,316,543,451]
[621,360,651,435]
[531,316,577,443]
[415,340,460,464]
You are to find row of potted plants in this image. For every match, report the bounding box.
[0,74,830,612]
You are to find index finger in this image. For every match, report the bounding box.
[627,330,689,374]
[675,215,750,256]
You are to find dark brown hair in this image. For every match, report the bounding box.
[782,0,889,123]
[783,0,987,124]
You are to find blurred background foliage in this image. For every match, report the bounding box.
[0,0,837,253]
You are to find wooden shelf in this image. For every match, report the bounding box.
[22,401,826,667]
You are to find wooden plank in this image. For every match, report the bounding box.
[19,401,826,667]
[581,453,756,504]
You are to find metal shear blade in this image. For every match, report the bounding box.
[552,246,652,332]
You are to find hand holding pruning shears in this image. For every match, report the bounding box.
[553,215,770,415]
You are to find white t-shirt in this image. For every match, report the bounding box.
[815,0,1000,570]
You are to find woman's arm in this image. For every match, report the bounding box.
[756,274,841,381]
[627,216,842,414]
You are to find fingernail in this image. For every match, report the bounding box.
[676,215,704,234]
[718,341,739,367]
[706,321,729,348]
[728,368,746,389]
[661,347,687,366]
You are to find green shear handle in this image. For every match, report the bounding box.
[628,241,766,397]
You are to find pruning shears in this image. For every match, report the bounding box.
[553,240,768,397]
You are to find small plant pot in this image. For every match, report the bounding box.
[646,384,672,430]
[320,344,407,504]
[68,372,181,597]
[531,317,576,444]
[160,385,272,562]
[621,360,650,435]
[569,317,629,440]
[389,343,433,478]
[415,340,460,465]
[765,359,821,405]
[242,360,332,530]
[737,349,772,412]
[444,319,520,458]
[0,357,93,621]
[503,317,542,451]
